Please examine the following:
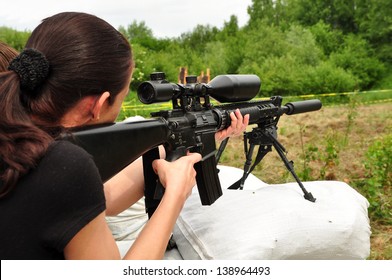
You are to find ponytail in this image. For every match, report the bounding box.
[0,63,52,198]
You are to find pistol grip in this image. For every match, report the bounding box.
[154,146,188,200]
[143,147,161,218]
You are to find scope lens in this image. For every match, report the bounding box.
[137,82,156,104]
[137,81,176,104]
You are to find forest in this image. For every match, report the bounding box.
[1,0,391,97]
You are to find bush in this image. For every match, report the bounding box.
[329,34,386,89]
[301,61,358,94]
[359,134,392,224]
[0,27,30,51]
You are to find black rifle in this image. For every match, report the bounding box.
[66,72,322,218]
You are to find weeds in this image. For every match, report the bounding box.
[298,96,359,181]
[343,95,359,145]
[358,134,392,224]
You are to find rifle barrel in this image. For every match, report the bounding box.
[282,99,322,115]
[214,97,322,129]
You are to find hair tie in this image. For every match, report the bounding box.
[8,48,50,92]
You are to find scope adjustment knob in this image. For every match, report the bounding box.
[150,72,166,81]
[185,75,198,84]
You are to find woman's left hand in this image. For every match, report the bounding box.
[215,109,249,141]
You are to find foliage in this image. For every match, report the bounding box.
[0,26,30,51]
[309,21,344,56]
[179,24,219,53]
[375,70,392,90]
[119,21,172,51]
[354,0,392,63]
[286,0,358,33]
[329,34,386,89]
[360,134,392,224]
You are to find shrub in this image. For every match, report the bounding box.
[360,134,392,224]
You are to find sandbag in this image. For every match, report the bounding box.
[173,166,371,259]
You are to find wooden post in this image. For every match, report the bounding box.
[179,67,210,83]
[198,68,211,83]
[178,67,188,84]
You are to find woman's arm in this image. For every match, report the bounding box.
[63,212,121,259]
[103,157,145,216]
[64,152,201,260]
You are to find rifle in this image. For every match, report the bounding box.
[66,72,322,218]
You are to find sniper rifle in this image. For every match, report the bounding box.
[66,72,322,218]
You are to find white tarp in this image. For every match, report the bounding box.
[173,166,371,259]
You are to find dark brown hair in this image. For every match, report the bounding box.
[0,41,19,72]
[0,12,133,197]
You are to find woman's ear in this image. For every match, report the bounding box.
[91,91,110,120]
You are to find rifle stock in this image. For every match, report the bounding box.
[66,118,170,182]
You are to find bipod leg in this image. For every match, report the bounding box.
[269,135,316,202]
[228,133,271,190]
[239,143,256,189]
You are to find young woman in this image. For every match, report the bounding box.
[0,12,248,260]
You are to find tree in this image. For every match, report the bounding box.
[201,41,228,75]
[248,0,275,26]
[216,15,244,74]
[119,21,153,40]
[309,21,344,56]
[119,21,170,51]
[355,0,392,63]
[287,0,357,33]
[179,24,219,53]
[0,27,30,51]
[329,34,385,89]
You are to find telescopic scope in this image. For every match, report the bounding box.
[137,72,261,104]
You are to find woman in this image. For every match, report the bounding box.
[0,12,248,259]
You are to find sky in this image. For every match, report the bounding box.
[0,0,253,38]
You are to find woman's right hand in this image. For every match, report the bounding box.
[152,152,202,204]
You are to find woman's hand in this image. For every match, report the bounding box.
[125,152,201,259]
[152,152,202,203]
[215,109,249,141]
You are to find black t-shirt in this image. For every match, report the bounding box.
[0,141,106,259]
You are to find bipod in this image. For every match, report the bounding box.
[228,125,316,203]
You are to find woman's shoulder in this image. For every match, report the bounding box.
[49,139,89,153]
[47,140,93,162]
[42,140,100,180]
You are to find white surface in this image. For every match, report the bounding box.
[173,166,371,259]
[111,165,371,260]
